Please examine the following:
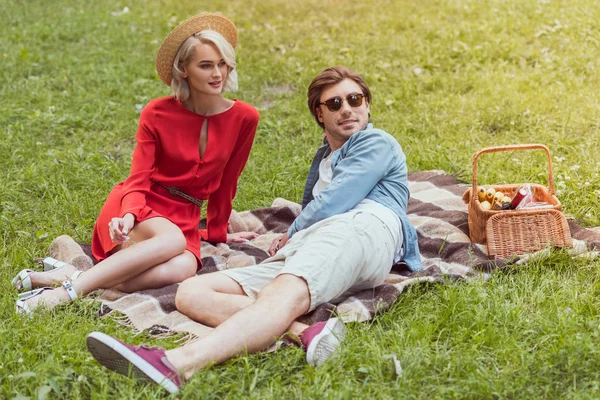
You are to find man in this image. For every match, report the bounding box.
[85,66,422,394]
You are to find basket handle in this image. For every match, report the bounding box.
[471,144,554,202]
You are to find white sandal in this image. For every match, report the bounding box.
[16,287,54,314]
[16,275,81,315]
[41,257,72,272]
[11,257,78,292]
[11,269,35,292]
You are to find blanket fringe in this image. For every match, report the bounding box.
[174,332,200,345]
[95,301,203,342]
[145,330,200,345]
[110,315,141,333]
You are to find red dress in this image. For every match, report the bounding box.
[91,96,259,267]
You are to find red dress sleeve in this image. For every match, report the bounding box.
[200,110,259,243]
[120,107,157,220]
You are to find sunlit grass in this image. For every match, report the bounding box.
[2,0,600,398]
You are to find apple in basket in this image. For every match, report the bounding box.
[480,200,492,211]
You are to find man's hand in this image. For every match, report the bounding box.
[268,232,289,256]
[109,213,135,244]
[226,231,259,243]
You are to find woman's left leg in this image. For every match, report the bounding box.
[18,217,193,311]
[113,251,197,293]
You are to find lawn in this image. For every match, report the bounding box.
[2,0,600,398]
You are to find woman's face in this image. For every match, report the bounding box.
[182,42,228,96]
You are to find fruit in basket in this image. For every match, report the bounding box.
[480,200,492,211]
[477,187,486,202]
[493,191,504,204]
[485,188,496,202]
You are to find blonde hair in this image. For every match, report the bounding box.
[171,30,238,101]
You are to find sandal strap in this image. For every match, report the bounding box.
[42,257,70,272]
[62,280,78,301]
[71,270,83,281]
[12,269,33,292]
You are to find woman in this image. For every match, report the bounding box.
[13,13,259,313]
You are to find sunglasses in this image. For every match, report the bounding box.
[319,93,366,112]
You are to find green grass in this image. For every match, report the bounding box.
[2,0,600,398]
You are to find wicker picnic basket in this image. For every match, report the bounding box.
[464,144,572,258]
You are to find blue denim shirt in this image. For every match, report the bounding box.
[288,123,422,271]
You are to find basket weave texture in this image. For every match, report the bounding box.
[486,210,572,257]
[464,144,573,258]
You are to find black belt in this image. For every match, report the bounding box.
[153,181,204,207]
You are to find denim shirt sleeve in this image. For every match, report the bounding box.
[287,130,394,238]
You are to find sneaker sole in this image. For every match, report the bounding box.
[306,318,346,367]
[86,332,179,394]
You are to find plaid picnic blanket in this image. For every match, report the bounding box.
[47,170,600,341]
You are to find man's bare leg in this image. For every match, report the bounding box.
[176,273,253,326]
[176,272,310,336]
[166,274,311,379]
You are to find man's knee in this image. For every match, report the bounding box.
[257,274,311,316]
[175,275,212,314]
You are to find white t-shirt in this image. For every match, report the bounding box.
[312,154,404,263]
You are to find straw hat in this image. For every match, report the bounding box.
[155,13,238,86]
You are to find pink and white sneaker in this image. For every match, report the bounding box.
[300,318,346,366]
[86,332,182,394]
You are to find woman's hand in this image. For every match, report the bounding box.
[108,213,135,244]
[226,231,259,244]
[268,233,289,256]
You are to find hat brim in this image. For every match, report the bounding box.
[155,13,237,86]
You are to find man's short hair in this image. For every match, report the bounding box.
[307,66,372,130]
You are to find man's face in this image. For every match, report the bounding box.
[317,78,370,150]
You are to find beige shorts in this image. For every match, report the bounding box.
[219,210,400,312]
